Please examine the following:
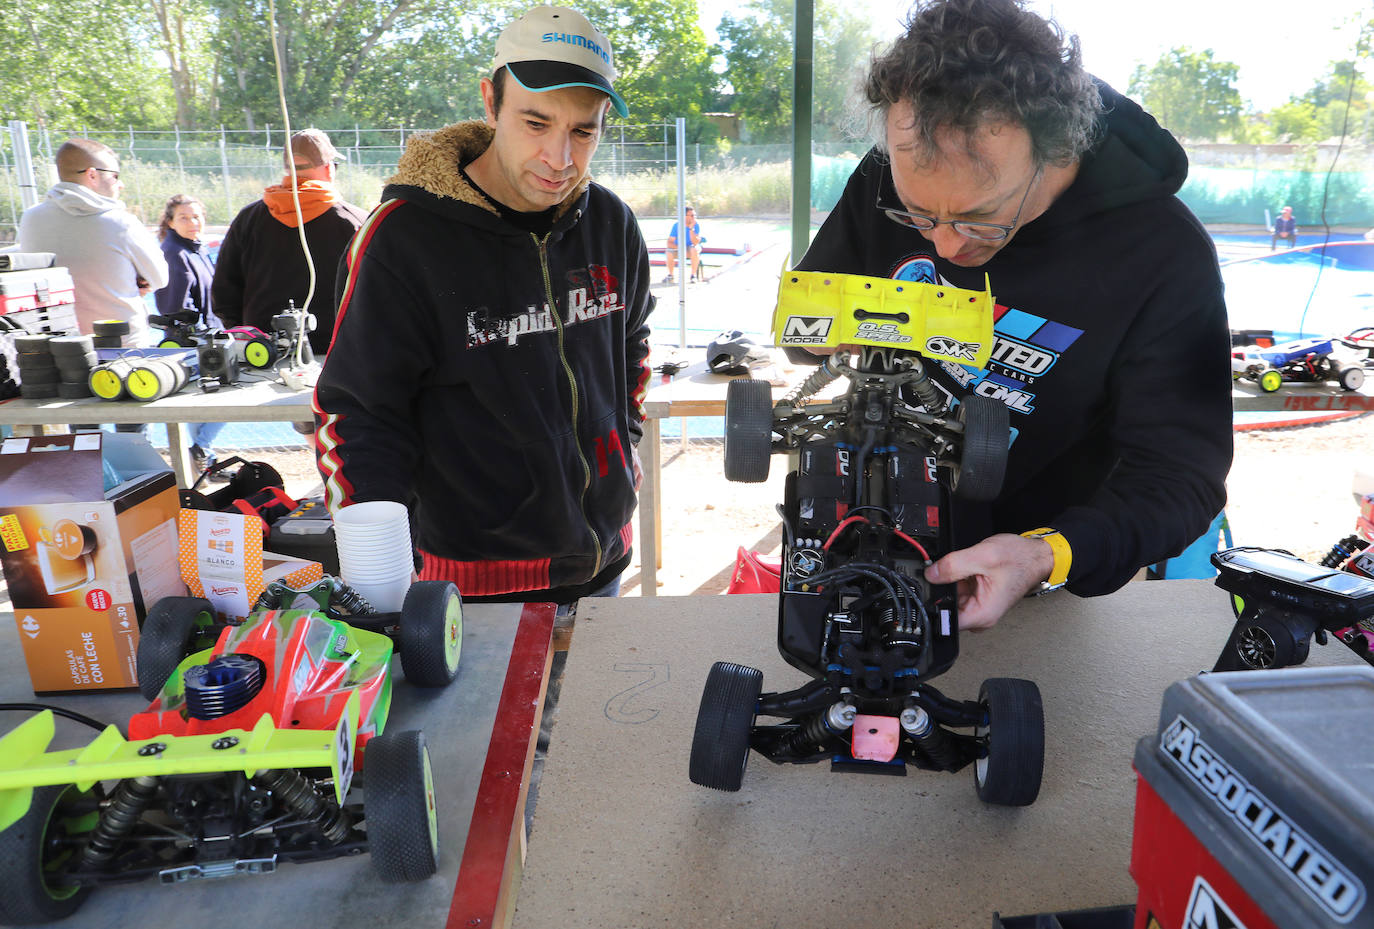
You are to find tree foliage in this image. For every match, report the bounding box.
[0,0,173,129]
[717,0,879,144]
[1,0,720,134]
[1128,47,1244,142]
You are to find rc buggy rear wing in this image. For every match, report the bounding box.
[0,692,361,830]
[772,271,995,369]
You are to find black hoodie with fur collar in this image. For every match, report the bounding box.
[313,122,654,602]
[796,82,1233,596]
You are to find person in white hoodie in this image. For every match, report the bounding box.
[18,138,168,346]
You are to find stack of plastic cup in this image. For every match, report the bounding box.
[333,501,413,611]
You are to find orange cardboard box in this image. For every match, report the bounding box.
[177,508,323,621]
[0,433,184,693]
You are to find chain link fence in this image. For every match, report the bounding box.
[0,120,737,241]
[8,121,1374,243]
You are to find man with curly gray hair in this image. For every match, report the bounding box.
[795,0,1232,629]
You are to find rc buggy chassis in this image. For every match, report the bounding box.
[1230,335,1366,393]
[0,576,463,925]
[689,272,1045,805]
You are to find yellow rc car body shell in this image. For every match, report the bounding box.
[772,271,995,370]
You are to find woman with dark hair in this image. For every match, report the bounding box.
[155,194,225,475]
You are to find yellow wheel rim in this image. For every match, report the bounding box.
[244,340,272,367]
[125,367,162,400]
[89,368,124,400]
[1259,370,1283,393]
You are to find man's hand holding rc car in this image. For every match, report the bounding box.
[926,531,1060,629]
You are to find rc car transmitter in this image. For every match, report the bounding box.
[1210,546,1374,671]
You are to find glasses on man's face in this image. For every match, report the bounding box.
[878,166,1040,242]
[92,167,120,180]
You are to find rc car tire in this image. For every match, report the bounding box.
[724,378,774,483]
[952,395,1009,502]
[689,661,763,791]
[1259,369,1283,393]
[1339,366,1365,391]
[399,581,463,687]
[974,677,1044,807]
[364,730,440,883]
[137,597,215,701]
[0,784,93,924]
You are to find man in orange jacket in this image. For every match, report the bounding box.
[212,129,367,356]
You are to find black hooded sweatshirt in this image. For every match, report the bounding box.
[796,82,1233,596]
[313,122,654,602]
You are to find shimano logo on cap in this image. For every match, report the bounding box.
[542,31,610,65]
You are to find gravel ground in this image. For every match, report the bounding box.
[239,410,1374,597]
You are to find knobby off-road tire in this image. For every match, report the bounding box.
[0,785,94,923]
[137,597,215,701]
[724,379,774,483]
[399,581,463,687]
[365,730,440,883]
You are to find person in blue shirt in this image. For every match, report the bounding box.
[1272,205,1297,250]
[663,205,705,283]
[155,194,226,477]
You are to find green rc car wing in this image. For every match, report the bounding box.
[0,691,361,832]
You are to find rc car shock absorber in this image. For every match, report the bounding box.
[253,769,352,843]
[80,776,160,869]
[779,352,846,412]
[1320,534,1369,569]
[900,355,946,416]
[328,581,374,615]
[901,706,958,769]
[779,701,857,755]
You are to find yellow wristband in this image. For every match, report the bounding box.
[1020,527,1072,590]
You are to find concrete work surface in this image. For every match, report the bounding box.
[0,601,528,929]
[513,582,1361,928]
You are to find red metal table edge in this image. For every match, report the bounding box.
[446,601,557,929]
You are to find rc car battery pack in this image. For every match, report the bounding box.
[0,432,184,692]
[1131,666,1374,929]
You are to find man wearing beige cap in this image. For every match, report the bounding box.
[315,5,654,605]
[213,128,367,355]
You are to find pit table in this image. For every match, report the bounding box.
[0,376,314,488]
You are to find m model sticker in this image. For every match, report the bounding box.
[1161,715,1365,921]
[781,316,833,344]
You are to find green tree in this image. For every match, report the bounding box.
[0,0,174,129]
[1128,47,1243,142]
[207,0,512,130]
[576,0,720,141]
[148,0,219,129]
[1267,101,1321,142]
[716,0,878,144]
